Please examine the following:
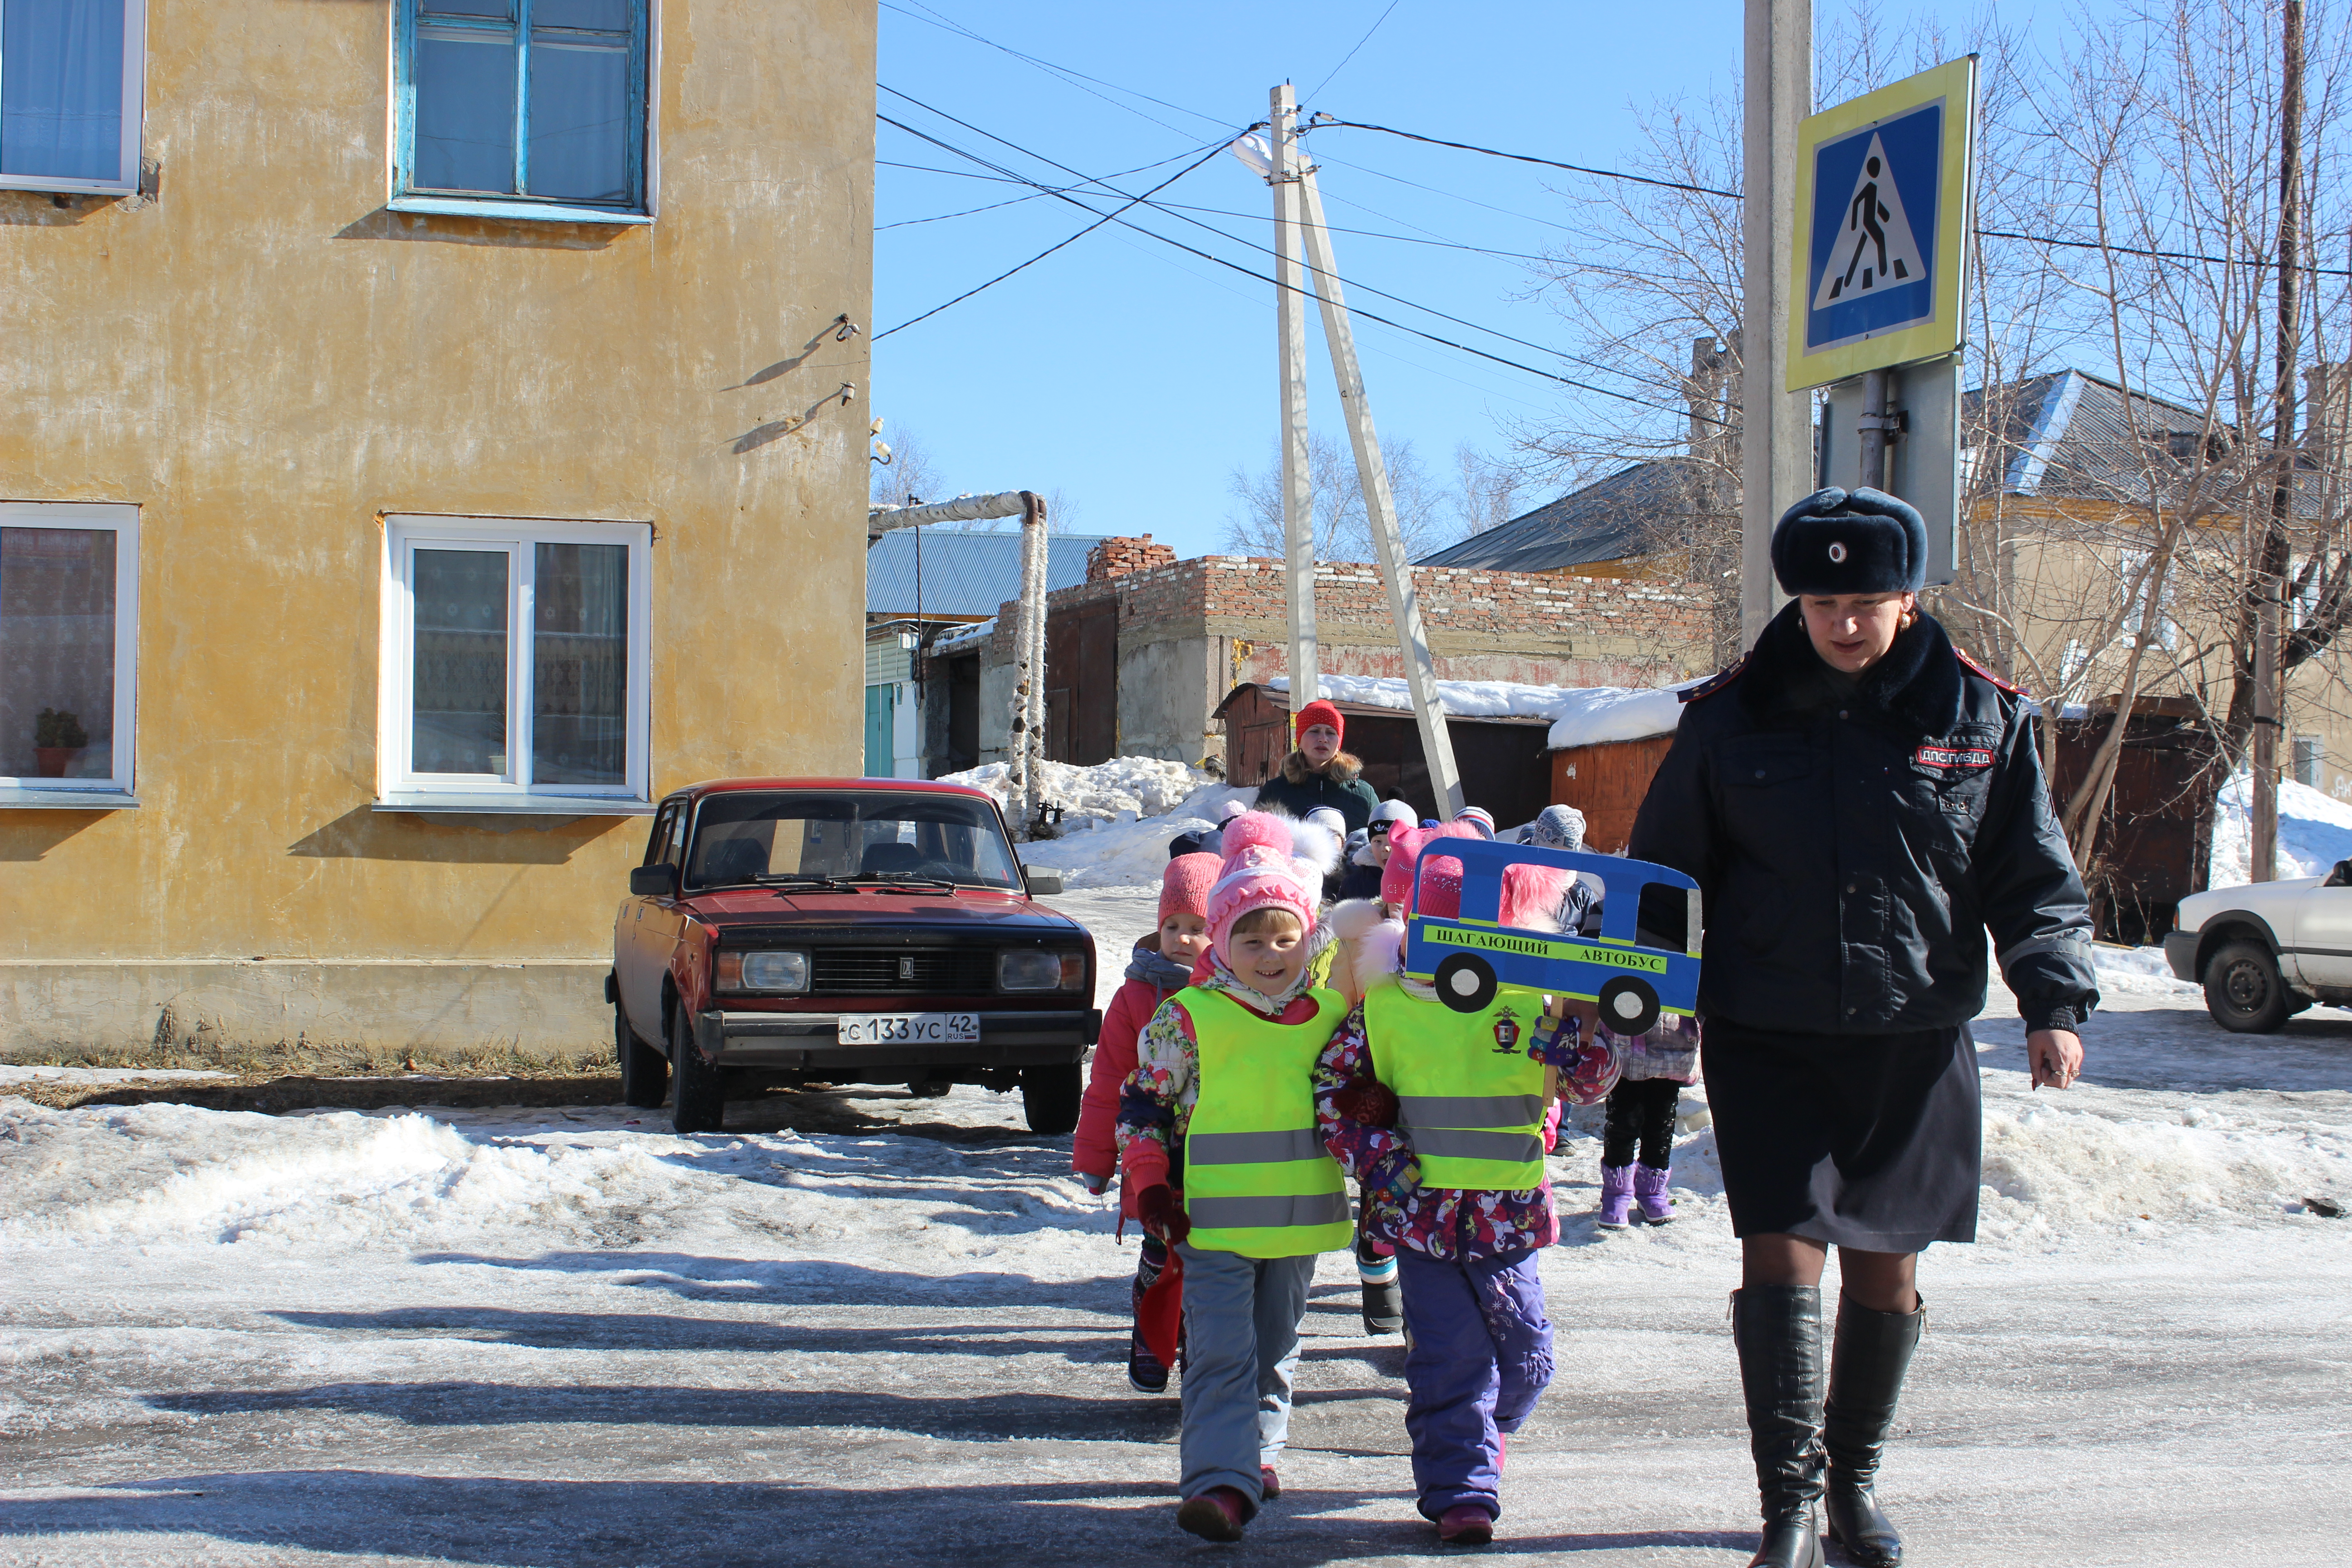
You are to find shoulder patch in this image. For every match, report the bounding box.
[1678,654,1749,704]
[1954,646,2027,697]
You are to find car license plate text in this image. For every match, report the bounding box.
[838,1011,981,1045]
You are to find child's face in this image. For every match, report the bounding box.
[1159,912,1210,966]
[1369,828,1394,866]
[1227,918,1307,996]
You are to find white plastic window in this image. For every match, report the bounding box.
[0,0,146,195]
[381,515,651,800]
[0,501,137,792]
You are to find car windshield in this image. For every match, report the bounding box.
[684,790,1023,891]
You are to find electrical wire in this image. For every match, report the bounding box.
[1301,0,1403,110]
[877,0,1230,137]
[875,138,1232,230]
[1307,116,1743,200]
[871,135,1238,340]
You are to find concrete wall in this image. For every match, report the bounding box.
[0,0,875,1057]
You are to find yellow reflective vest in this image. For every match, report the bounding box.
[1362,982,1549,1192]
[1181,984,1355,1257]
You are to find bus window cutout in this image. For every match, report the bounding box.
[1401,839,1702,1034]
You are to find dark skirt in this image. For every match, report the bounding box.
[1701,1018,1981,1252]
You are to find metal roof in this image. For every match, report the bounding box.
[1416,459,1706,572]
[865,530,1106,616]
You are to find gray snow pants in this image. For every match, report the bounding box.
[1174,1242,1317,1510]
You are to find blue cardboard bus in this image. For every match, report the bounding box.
[1401,838,1702,1034]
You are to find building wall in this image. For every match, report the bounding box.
[969,555,1717,769]
[0,0,875,1057]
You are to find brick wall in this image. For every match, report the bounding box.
[1085,534,1178,582]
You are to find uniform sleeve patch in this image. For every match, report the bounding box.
[1916,744,1996,770]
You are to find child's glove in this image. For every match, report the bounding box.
[1558,1030,1625,1107]
[1332,1080,1400,1128]
[1134,1183,1191,1246]
[1363,1147,1421,1205]
[1075,1170,1111,1196]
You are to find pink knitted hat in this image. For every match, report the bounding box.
[1160,853,1220,925]
[1381,821,1482,911]
[1205,812,1321,967]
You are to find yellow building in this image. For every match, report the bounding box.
[0,0,876,1060]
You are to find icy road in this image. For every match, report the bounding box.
[3,889,2349,1567]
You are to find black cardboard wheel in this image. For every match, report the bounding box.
[1434,953,1497,1014]
[1598,976,1659,1036]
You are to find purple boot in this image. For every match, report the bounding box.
[1634,1164,1675,1225]
[1597,1162,1635,1229]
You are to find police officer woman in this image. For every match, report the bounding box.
[1629,488,2096,1568]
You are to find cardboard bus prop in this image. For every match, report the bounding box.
[1401,839,1702,1034]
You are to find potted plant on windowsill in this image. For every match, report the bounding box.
[33,707,89,778]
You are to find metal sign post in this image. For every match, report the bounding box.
[1819,355,1963,585]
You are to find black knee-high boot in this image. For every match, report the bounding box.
[1823,1293,1924,1568]
[1732,1285,1825,1568]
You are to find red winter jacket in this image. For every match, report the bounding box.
[1072,938,1196,1185]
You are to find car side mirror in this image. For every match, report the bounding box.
[1024,868,1064,896]
[630,863,679,897]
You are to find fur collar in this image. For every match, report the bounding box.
[1739,601,1962,735]
[1281,749,1363,786]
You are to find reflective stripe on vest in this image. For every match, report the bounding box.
[1180,984,1354,1258]
[1363,982,1549,1192]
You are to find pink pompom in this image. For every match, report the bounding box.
[1217,811,1294,862]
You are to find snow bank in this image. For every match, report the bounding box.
[2209,768,2352,886]
[2092,944,2201,998]
[1267,673,1702,751]
[935,758,1251,888]
[0,1065,231,1085]
[939,756,1209,824]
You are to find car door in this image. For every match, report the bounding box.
[2284,876,2352,989]
[619,801,688,1040]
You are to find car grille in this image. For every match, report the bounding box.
[810,948,999,995]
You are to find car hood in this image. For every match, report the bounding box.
[2180,876,2323,926]
[680,887,1085,940]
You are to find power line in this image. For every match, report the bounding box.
[872,107,1717,423]
[871,136,1236,340]
[1307,115,1743,200]
[875,139,1230,230]
[877,0,1230,137]
[1302,0,1403,109]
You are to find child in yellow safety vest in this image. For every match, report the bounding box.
[1114,812,1356,1544]
[1312,838,1624,1547]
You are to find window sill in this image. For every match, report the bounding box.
[0,787,138,810]
[374,792,655,816]
[388,195,652,226]
[0,176,133,197]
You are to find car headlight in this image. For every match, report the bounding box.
[999,949,1085,991]
[718,950,809,993]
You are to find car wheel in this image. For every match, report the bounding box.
[1597,976,1660,1037]
[1020,1063,1083,1136]
[670,1008,726,1133]
[1433,953,1497,1014]
[617,1004,668,1109]
[2204,939,2291,1033]
[906,1073,954,1099]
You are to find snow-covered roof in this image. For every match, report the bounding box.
[1263,673,1700,750]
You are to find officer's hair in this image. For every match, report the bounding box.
[1230,906,1304,938]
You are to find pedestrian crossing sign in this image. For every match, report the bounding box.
[1786,56,1979,391]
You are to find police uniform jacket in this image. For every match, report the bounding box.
[1628,603,2097,1036]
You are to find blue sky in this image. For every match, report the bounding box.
[868,2,2061,558]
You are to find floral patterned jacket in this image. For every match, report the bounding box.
[1111,953,1325,1217]
[1313,980,1597,1260]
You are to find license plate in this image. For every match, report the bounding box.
[837,1011,980,1045]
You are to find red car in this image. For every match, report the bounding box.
[607,778,1099,1135]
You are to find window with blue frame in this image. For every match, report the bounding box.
[397,0,647,213]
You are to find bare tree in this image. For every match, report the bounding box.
[1221,431,1461,561]
[870,426,950,510]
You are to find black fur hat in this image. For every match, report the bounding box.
[1769,486,1927,596]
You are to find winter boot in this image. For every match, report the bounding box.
[1259,1465,1281,1500]
[1176,1486,1248,1542]
[1597,1162,1636,1229]
[1127,1257,1170,1394]
[1823,1293,1926,1568]
[1634,1163,1675,1224]
[1733,1285,1826,1568]
[1358,1223,1402,1334]
[1435,1504,1494,1545]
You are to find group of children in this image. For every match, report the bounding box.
[1068,766,1700,1545]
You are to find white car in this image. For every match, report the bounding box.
[2166,862,2352,1030]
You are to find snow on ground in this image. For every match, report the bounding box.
[2210,766,2352,885]
[943,758,1255,890]
[939,756,1210,825]
[4,884,2350,1564]
[1265,673,1702,752]
[0,1065,231,1085]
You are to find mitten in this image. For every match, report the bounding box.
[1363,1147,1421,1205]
[1134,1183,1191,1246]
[1559,1030,1625,1107]
[1332,1079,1400,1128]
[1075,1170,1110,1196]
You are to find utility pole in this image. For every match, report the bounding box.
[2253,0,2305,882]
[1293,153,1465,816]
[1271,83,1320,719]
[1741,0,1813,647]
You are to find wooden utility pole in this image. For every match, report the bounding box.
[1740,0,1813,647]
[1270,83,1319,719]
[1293,155,1465,816]
[2254,0,2306,882]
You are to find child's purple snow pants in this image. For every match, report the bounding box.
[1396,1245,1553,1522]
